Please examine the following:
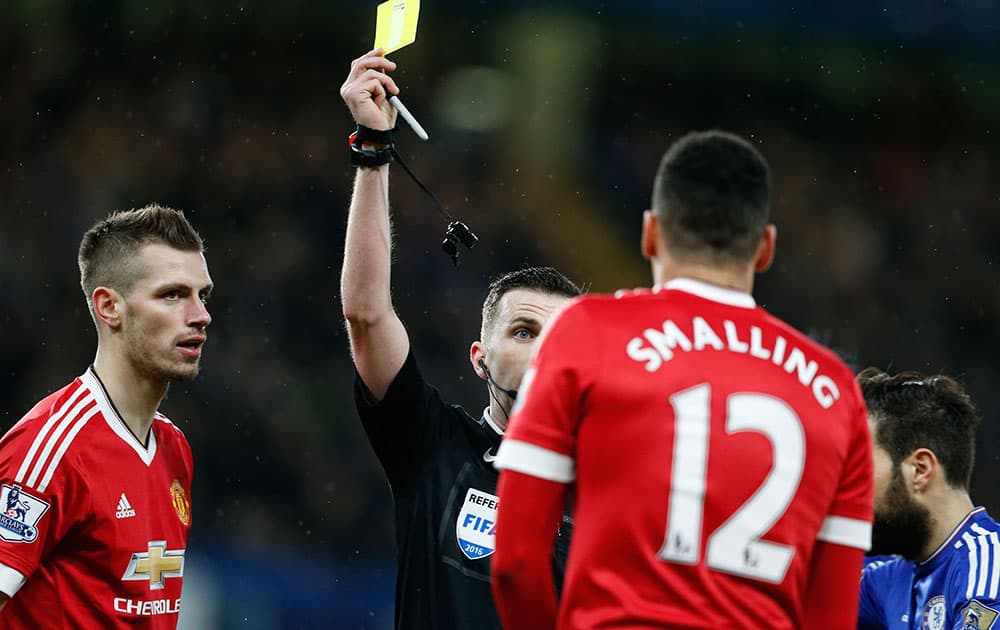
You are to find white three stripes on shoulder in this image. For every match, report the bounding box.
[15,384,98,493]
[963,525,1000,600]
[14,385,88,484]
[38,405,100,492]
[973,523,1000,600]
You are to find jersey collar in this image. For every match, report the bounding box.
[481,408,504,437]
[81,367,158,466]
[657,278,756,309]
[918,506,987,567]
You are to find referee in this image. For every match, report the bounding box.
[340,49,581,629]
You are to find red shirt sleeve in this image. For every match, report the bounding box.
[492,470,566,630]
[803,539,865,628]
[0,422,88,584]
[816,375,874,551]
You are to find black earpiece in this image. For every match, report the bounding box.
[478,359,518,399]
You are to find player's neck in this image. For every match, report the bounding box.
[93,349,167,443]
[653,259,755,295]
[921,488,976,560]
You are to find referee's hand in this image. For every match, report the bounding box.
[341,49,399,132]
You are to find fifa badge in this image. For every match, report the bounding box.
[456,487,498,560]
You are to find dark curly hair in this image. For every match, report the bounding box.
[857,367,980,490]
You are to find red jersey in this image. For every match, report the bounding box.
[495,278,873,629]
[0,368,193,628]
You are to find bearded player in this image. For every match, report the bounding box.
[857,368,1000,630]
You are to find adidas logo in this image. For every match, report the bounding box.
[115,493,136,519]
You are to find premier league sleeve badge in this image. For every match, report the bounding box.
[962,600,1000,630]
[0,484,50,544]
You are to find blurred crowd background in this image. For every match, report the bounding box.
[1,1,998,627]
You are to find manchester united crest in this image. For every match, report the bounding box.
[170,480,190,526]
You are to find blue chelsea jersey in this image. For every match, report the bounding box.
[859,508,1000,630]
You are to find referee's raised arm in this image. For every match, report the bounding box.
[340,49,408,401]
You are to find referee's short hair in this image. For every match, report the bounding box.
[480,267,581,341]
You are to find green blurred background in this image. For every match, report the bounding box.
[1,1,998,627]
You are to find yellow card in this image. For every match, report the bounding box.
[374,0,420,55]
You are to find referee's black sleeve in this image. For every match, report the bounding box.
[354,349,444,491]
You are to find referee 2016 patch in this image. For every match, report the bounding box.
[456,487,498,560]
[0,483,50,544]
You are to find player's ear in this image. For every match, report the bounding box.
[641,210,660,260]
[92,287,124,330]
[907,448,938,494]
[753,224,777,273]
[470,341,488,380]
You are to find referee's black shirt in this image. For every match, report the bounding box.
[356,350,571,630]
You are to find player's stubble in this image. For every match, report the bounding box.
[123,309,204,384]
